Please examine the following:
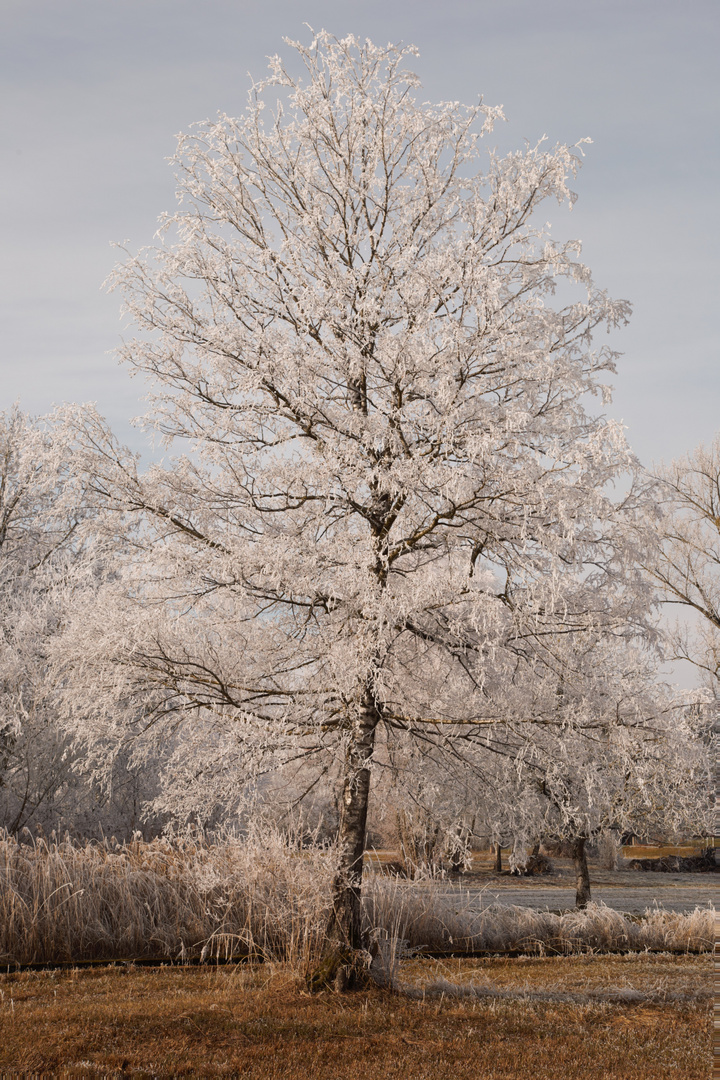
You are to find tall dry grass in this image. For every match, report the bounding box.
[0,830,713,969]
[0,827,334,968]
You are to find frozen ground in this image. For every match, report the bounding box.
[439,884,716,915]
[369,856,718,914]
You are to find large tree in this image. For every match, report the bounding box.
[62,33,654,971]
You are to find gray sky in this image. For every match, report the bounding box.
[1,0,718,466]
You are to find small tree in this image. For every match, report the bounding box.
[64,33,654,973]
[467,635,710,906]
[371,625,710,906]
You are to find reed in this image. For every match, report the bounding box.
[0,827,334,968]
[0,831,713,968]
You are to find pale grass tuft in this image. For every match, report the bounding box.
[398,975,709,1005]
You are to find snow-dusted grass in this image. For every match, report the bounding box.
[364,878,715,958]
[0,831,713,968]
[0,828,334,968]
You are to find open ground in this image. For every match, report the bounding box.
[365,848,719,915]
[0,954,711,1079]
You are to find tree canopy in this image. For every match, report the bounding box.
[47,33,707,955]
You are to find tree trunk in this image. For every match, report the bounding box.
[572,836,591,908]
[309,687,378,990]
[330,710,377,949]
[494,841,502,873]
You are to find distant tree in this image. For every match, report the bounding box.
[0,406,162,838]
[0,405,90,832]
[62,33,656,977]
[371,615,710,905]
[650,436,720,694]
[468,635,709,906]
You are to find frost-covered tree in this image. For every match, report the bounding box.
[0,406,92,832]
[465,636,709,906]
[0,406,96,833]
[368,614,711,906]
[61,33,657,969]
[650,436,720,695]
[0,406,162,837]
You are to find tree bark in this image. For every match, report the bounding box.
[326,686,379,953]
[308,688,379,990]
[572,836,591,908]
[494,841,502,873]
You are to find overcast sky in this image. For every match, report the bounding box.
[1,0,717,467]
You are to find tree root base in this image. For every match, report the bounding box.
[306,948,375,993]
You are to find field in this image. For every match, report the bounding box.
[0,953,711,1078]
[0,833,714,1075]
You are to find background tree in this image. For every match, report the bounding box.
[61,32,655,971]
[650,435,720,694]
[0,406,162,838]
[462,634,710,906]
[368,606,711,906]
[0,405,92,833]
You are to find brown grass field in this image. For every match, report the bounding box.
[0,953,711,1078]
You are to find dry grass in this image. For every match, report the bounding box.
[0,956,710,1078]
[1,831,714,972]
[619,844,715,859]
[366,842,717,871]
[364,878,714,964]
[0,827,334,969]
[400,950,712,997]
[396,951,711,1005]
